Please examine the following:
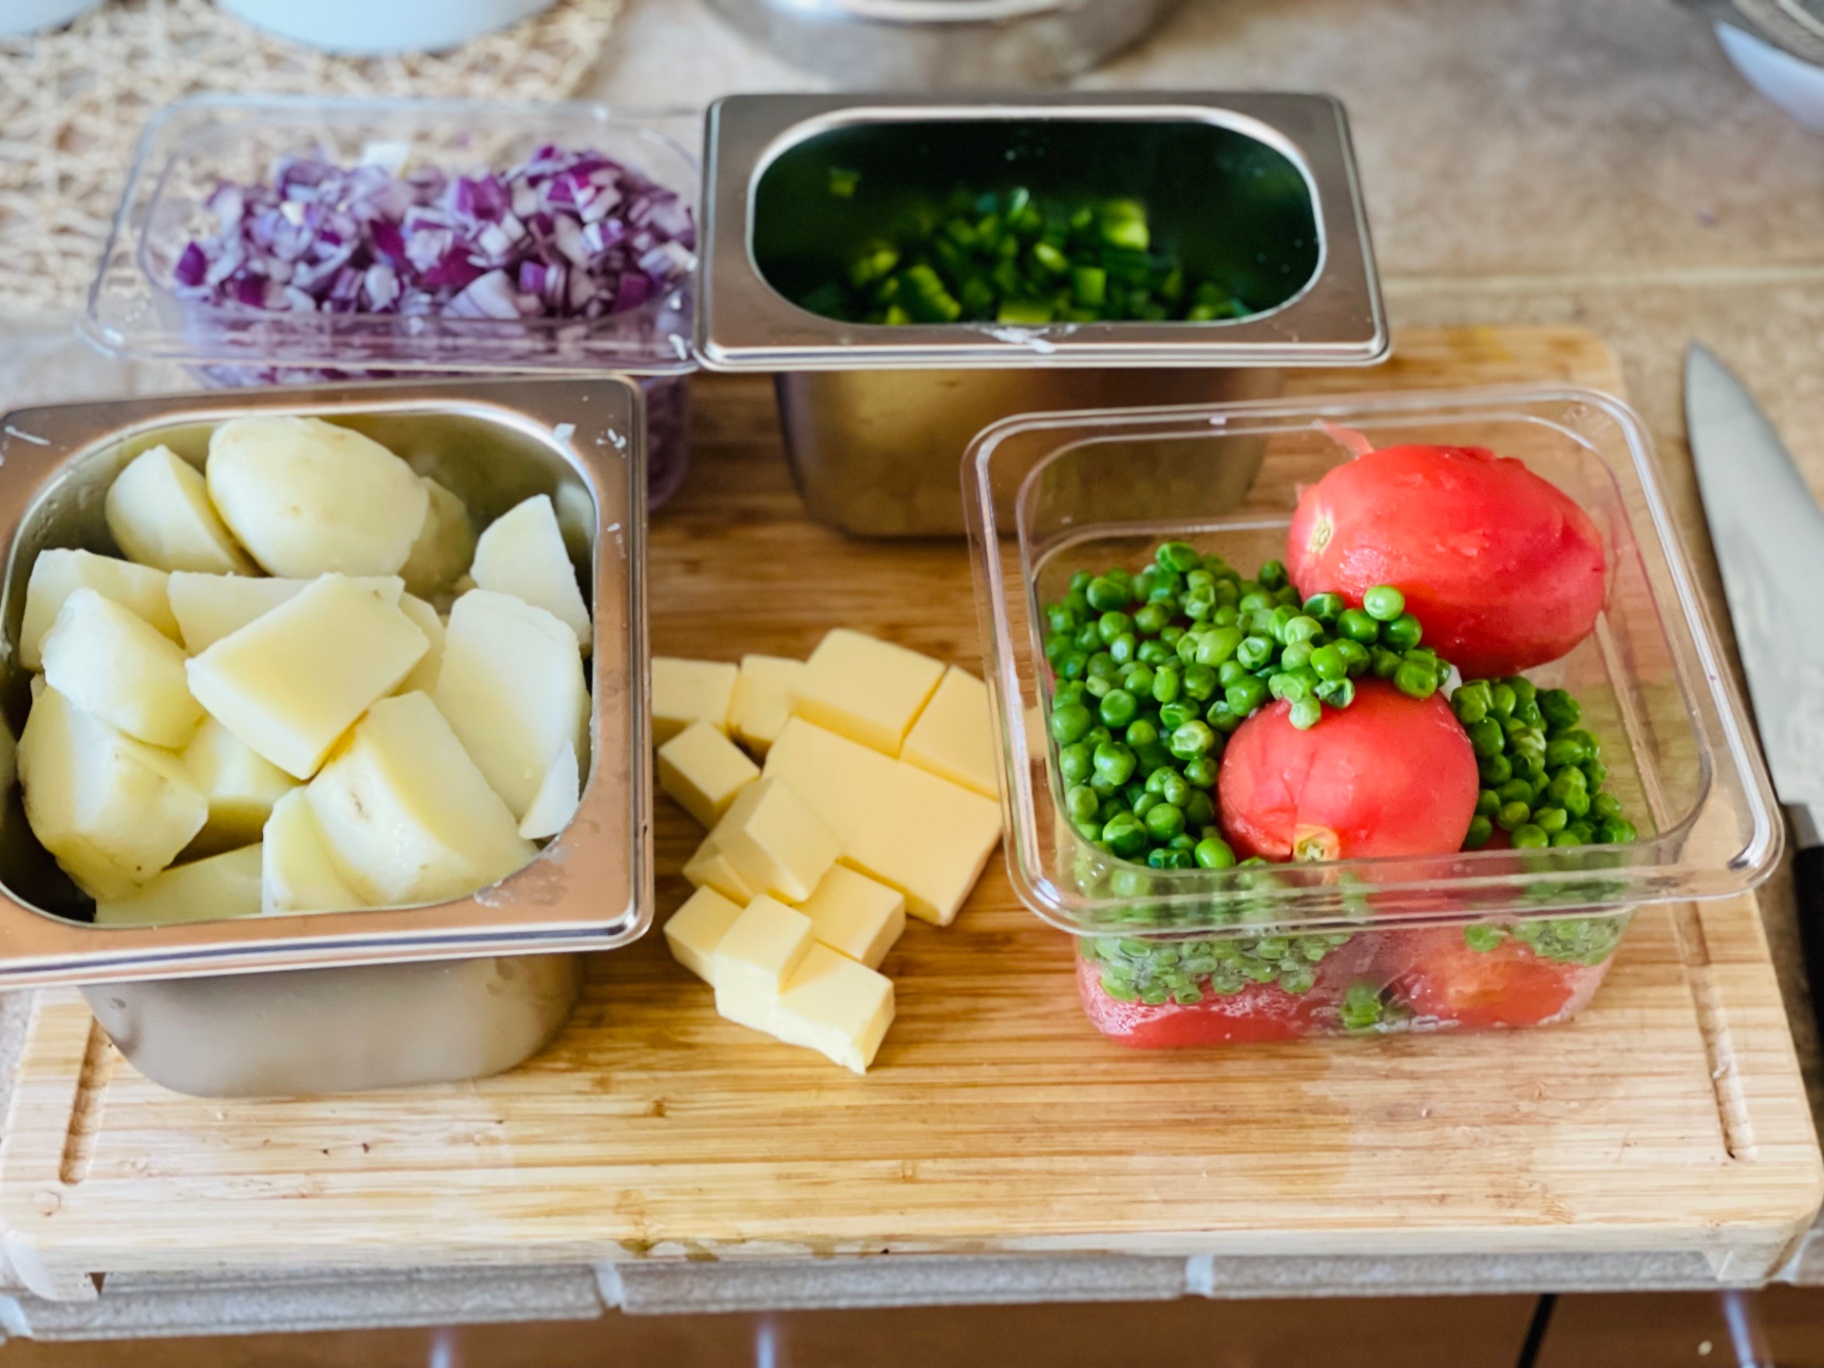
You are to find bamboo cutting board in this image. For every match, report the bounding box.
[1,328,1819,1303]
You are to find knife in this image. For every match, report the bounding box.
[1686,343,1824,1034]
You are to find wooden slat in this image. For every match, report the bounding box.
[0,328,1816,1301]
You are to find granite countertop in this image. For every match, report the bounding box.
[5,0,1824,1338]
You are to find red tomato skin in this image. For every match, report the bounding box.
[1216,682,1479,863]
[1396,928,1609,1030]
[1075,955,1320,1047]
[1287,443,1607,678]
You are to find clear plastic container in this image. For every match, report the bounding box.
[964,386,1780,1045]
[83,95,700,506]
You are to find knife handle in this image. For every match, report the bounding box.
[1794,844,1824,1040]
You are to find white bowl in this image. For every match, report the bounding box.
[1716,20,1824,134]
[215,0,556,55]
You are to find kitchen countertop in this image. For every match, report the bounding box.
[5,0,1824,1339]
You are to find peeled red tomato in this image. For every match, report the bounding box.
[1217,682,1478,862]
[1287,442,1606,679]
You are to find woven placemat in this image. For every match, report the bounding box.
[0,0,622,318]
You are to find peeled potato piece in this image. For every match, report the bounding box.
[206,416,429,577]
[306,692,536,906]
[434,589,588,820]
[168,572,404,654]
[518,742,581,841]
[19,687,208,899]
[182,716,298,856]
[41,588,204,749]
[95,844,263,927]
[469,495,592,655]
[394,594,446,697]
[19,550,177,670]
[399,477,476,600]
[105,445,255,575]
[262,789,368,917]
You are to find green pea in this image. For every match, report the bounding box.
[1270,669,1316,703]
[1045,603,1077,634]
[1478,753,1514,785]
[1475,788,1500,816]
[1394,660,1437,698]
[1497,779,1534,805]
[1268,605,1301,643]
[1362,585,1405,621]
[1195,835,1237,869]
[1065,784,1100,823]
[1206,700,1243,734]
[1069,571,1093,593]
[1314,677,1354,708]
[1549,829,1582,847]
[1283,614,1323,646]
[1059,741,1093,784]
[1088,651,1119,679]
[1184,791,1215,829]
[1086,576,1129,612]
[1158,702,1195,731]
[1236,635,1274,670]
[1257,559,1288,589]
[1581,759,1608,789]
[1337,608,1381,644]
[1565,821,1595,844]
[1122,662,1156,698]
[1302,592,1345,622]
[1382,613,1423,651]
[1073,622,1101,652]
[1132,790,1161,818]
[1238,590,1273,615]
[1170,721,1217,759]
[1125,717,1159,747]
[1050,702,1093,744]
[1108,632,1137,666]
[1598,817,1638,844]
[1095,610,1131,645]
[1217,660,1248,688]
[1489,683,1517,719]
[1099,689,1138,728]
[1184,568,1215,593]
[1144,766,1172,795]
[1495,800,1531,832]
[1289,696,1323,730]
[1463,815,1494,849]
[1193,626,1244,667]
[1144,802,1185,840]
[1371,646,1403,680]
[1135,740,1175,775]
[1084,724,1112,748]
[1157,541,1200,573]
[1053,680,1087,707]
[1538,689,1580,731]
[1083,672,1114,700]
[1544,736,1587,768]
[1134,602,1171,636]
[1308,643,1348,682]
[1093,741,1136,785]
[1212,604,1241,628]
[1547,766,1587,803]
[1280,640,1314,672]
[1169,832,1198,853]
[1512,824,1549,849]
[1561,786,1592,819]
[1226,675,1269,716]
[1055,649,1087,680]
[1151,664,1182,704]
[1533,805,1569,833]
[1183,755,1218,788]
[1183,663,1218,702]
[1175,632,1200,664]
[1181,591,1215,622]
[1591,792,1623,821]
[1101,811,1148,857]
[1466,718,1505,758]
[1136,638,1172,666]
[1334,638,1370,675]
[1157,770,1192,807]
[1507,677,1537,707]
[1452,681,1491,724]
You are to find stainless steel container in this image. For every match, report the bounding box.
[0,379,654,1096]
[698,93,1388,537]
[703,0,1185,90]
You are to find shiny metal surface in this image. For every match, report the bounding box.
[83,954,584,1097]
[1686,343,1824,806]
[777,366,1283,536]
[703,0,1182,90]
[0,380,654,989]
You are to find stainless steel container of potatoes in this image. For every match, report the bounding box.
[0,379,654,1097]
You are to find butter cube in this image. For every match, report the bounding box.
[187,575,429,780]
[800,865,905,970]
[663,885,744,983]
[182,716,299,855]
[41,588,204,749]
[902,666,999,799]
[682,832,756,904]
[773,944,895,1074]
[791,629,945,756]
[167,572,404,653]
[95,844,263,927]
[711,894,815,1031]
[20,550,177,671]
[658,720,759,828]
[262,789,369,917]
[843,762,1003,926]
[762,717,900,845]
[714,777,840,904]
[105,444,256,575]
[728,655,804,757]
[651,657,738,744]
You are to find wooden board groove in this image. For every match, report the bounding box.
[0,328,1817,1301]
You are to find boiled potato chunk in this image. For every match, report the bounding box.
[433,589,588,820]
[95,844,263,927]
[469,495,592,654]
[394,594,445,696]
[19,687,208,899]
[168,572,404,653]
[41,588,204,749]
[20,549,177,670]
[186,575,429,780]
[517,741,580,841]
[182,716,298,855]
[206,416,429,577]
[399,477,476,600]
[262,788,368,917]
[105,444,255,575]
[305,692,536,905]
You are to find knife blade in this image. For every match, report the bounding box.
[1686,342,1824,1032]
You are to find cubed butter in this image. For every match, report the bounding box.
[261,789,367,916]
[728,655,804,757]
[901,666,999,799]
[762,717,901,845]
[772,944,895,1074]
[799,864,905,970]
[658,720,759,828]
[713,777,840,904]
[710,894,815,1031]
[651,657,738,744]
[843,761,1003,927]
[104,444,256,575]
[187,575,429,780]
[95,844,263,927]
[682,832,756,905]
[791,629,945,756]
[305,692,536,906]
[41,588,204,749]
[663,884,744,983]
[167,572,405,653]
[18,686,208,899]
[182,715,299,855]
[20,549,177,670]
[468,494,592,654]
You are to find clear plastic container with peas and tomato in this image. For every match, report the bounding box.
[964,387,1779,1046]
